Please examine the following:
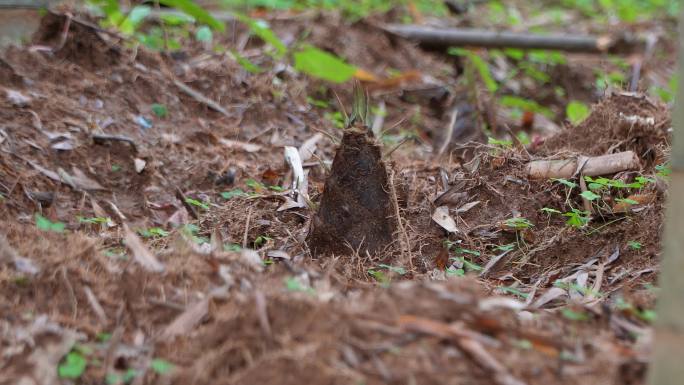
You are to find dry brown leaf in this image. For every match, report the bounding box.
[161,297,210,339]
[123,225,164,272]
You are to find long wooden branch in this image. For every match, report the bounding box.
[383,24,640,53]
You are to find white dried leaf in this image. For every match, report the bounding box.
[530,287,567,309]
[298,133,322,162]
[219,138,262,152]
[123,226,164,272]
[134,158,146,173]
[456,200,481,214]
[432,206,459,233]
[161,297,209,339]
[5,88,31,107]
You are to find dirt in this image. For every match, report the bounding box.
[0,6,674,385]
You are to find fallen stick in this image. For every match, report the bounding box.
[526,151,641,179]
[383,24,639,53]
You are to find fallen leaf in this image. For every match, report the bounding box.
[455,201,480,214]
[134,158,146,173]
[219,138,262,153]
[298,133,322,162]
[161,297,210,339]
[123,225,164,272]
[612,193,655,213]
[432,206,459,233]
[5,88,31,107]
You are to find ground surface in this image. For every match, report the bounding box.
[0,4,675,385]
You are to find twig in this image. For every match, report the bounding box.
[389,170,411,269]
[60,266,78,319]
[438,107,459,156]
[92,134,138,152]
[172,78,231,117]
[84,286,108,325]
[242,207,253,248]
[383,24,640,53]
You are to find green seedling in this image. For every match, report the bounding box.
[224,243,242,252]
[488,137,513,148]
[185,198,210,210]
[566,100,590,125]
[221,189,246,200]
[150,358,174,375]
[495,243,516,252]
[138,227,170,238]
[615,297,656,323]
[628,240,643,250]
[284,276,316,295]
[562,308,590,321]
[254,235,272,248]
[497,286,529,299]
[151,103,168,118]
[563,208,591,228]
[504,217,534,230]
[450,257,483,272]
[35,214,65,233]
[78,216,110,225]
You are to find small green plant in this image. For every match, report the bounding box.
[224,243,242,252]
[566,100,590,124]
[221,189,246,200]
[561,308,590,321]
[150,358,174,375]
[615,297,656,323]
[35,214,65,233]
[151,103,168,118]
[495,243,517,252]
[497,286,529,299]
[504,217,534,230]
[284,276,315,295]
[138,227,170,238]
[563,208,591,228]
[78,216,110,225]
[628,240,643,250]
[58,348,88,379]
[488,136,513,148]
[185,197,210,210]
[254,235,272,248]
[656,163,671,178]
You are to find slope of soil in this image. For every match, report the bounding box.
[0,8,669,385]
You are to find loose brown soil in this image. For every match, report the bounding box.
[0,6,673,385]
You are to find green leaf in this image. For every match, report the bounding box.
[245,179,266,191]
[561,308,589,321]
[158,0,224,31]
[150,358,174,374]
[552,178,577,189]
[235,14,285,56]
[627,240,642,250]
[119,5,150,35]
[151,103,168,118]
[580,190,600,201]
[221,189,246,200]
[230,50,263,73]
[293,46,357,83]
[195,25,213,42]
[58,351,87,379]
[488,137,512,148]
[224,243,242,252]
[566,101,590,125]
[378,263,407,275]
[185,198,210,210]
[499,96,553,118]
[35,214,65,233]
[541,207,562,214]
[616,198,639,205]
